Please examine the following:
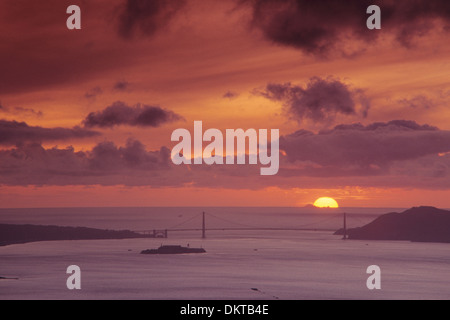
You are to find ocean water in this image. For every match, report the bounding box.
[1,207,450,300]
[0,207,392,231]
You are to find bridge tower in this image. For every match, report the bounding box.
[202,211,206,239]
[343,212,347,240]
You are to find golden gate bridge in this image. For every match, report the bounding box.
[134,211,362,239]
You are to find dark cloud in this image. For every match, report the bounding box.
[240,0,450,55]
[113,81,131,91]
[82,101,183,128]
[259,77,370,123]
[117,0,186,39]
[89,139,171,171]
[223,91,239,99]
[85,87,103,99]
[0,120,100,146]
[280,120,450,169]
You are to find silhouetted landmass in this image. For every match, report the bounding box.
[0,224,149,246]
[141,245,206,255]
[335,206,450,243]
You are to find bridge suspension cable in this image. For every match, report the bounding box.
[167,212,204,230]
[205,212,258,229]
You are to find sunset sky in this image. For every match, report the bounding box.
[1,0,450,207]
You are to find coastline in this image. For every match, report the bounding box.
[0,223,152,247]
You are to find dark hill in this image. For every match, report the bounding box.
[0,224,148,246]
[337,206,450,243]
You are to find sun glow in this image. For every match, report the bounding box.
[313,197,339,208]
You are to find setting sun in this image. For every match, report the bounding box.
[313,197,339,208]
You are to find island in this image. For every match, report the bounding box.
[0,223,152,246]
[141,245,206,254]
[336,206,450,243]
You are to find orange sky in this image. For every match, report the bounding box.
[1,0,450,207]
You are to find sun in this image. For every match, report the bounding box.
[313,197,339,208]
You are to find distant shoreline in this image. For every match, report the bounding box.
[0,223,152,247]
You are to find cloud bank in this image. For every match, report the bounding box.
[1,120,450,189]
[0,139,173,186]
[0,120,100,146]
[280,120,449,169]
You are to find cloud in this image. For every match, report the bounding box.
[89,139,171,171]
[13,107,43,117]
[0,138,266,188]
[0,104,43,117]
[82,101,183,128]
[113,81,131,91]
[0,120,100,146]
[240,0,450,55]
[258,77,370,123]
[2,120,450,189]
[223,91,239,99]
[0,140,174,186]
[397,95,434,109]
[117,0,186,39]
[85,87,103,99]
[280,120,450,170]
